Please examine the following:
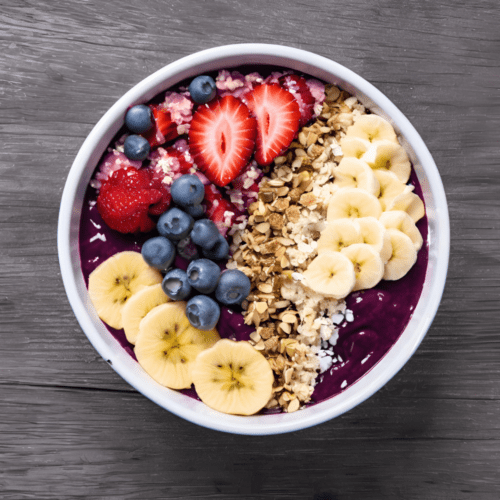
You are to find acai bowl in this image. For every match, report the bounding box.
[58,44,449,435]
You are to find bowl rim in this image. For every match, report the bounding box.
[58,43,450,435]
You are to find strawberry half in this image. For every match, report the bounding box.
[189,95,257,187]
[245,83,300,166]
[142,105,178,148]
[279,74,315,127]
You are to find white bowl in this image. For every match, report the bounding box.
[58,43,449,435]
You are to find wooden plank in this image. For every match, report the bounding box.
[0,0,499,497]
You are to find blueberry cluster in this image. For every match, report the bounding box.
[123,104,153,161]
[141,174,251,331]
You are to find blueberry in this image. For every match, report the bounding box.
[141,236,176,271]
[162,268,192,301]
[170,175,205,207]
[186,295,220,330]
[124,134,150,161]
[215,269,251,306]
[202,234,229,261]
[184,203,205,219]
[190,219,220,249]
[125,105,153,134]
[188,75,217,104]
[157,208,194,241]
[186,259,221,294]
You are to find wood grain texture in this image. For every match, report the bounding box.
[1,0,499,498]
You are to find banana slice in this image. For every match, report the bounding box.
[317,219,362,253]
[341,243,384,291]
[88,251,163,329]
[373,170,408,210]
[135,302,220,389]
[333,158,380,196]
[356,217,392,263]
[379,211,423,250]
[386,189,425,223]
[383,229,418,281]
[362,140,411,183]
[191,339,274,416]
[344,115,399,144]
[303,251,356,299]
[339,137,370,160]
[122,283,170,344]
[327,187,382,222]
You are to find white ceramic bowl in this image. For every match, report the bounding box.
[58,43,449,435]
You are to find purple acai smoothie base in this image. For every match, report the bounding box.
[79,170,428,409]
[78,67,428,411]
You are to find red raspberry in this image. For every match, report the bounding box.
[97,167,171,234]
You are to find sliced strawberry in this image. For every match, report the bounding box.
[97,167,166,234]
[245,83,300,166]
[279,74,315,127]
[142,105,178,148]
[189,95,257,187]
[204,184,242,237]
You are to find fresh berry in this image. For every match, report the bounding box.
[202,234,229,261]
[146,174,172,216]
[186,295,220,330]
[188,75,217,104]
[279,74,315,127]
[186,259,221,294]
[142,105,178,148]
[215,269,251,306]
[97,167,164,234]
[149,143,195,181]
[170,174,205,207]
[141,236,176,271]
[162,268,192,301]
[124,135,150,161]
[190,219,221,250]
[245,83,300,166]
[157,207,194,241]
[189,95,257,187]
[204,184,242,237]
[125,105,153,134]
[184,204,205,219]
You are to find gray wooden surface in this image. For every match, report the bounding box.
[1,0,499,498]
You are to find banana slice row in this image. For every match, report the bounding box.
[88,251,273,416]
[304,115,425,297]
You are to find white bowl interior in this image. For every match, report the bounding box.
[58,44,449,435]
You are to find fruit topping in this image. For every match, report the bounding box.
[88,251,163,330]
[170,174,205,207]
[121,284,170,344]
[245,83,300,166]
[190,219,221,250]
[186,295,220,331]
[201,234,229,261]
[189,95,257,187]
[90,150,142,190]
[279,74,315,127]
[215,269,251,306]
[141,105,179,148]
[184,204,205,219]
[125,104,153,134]
[302,251,356,299]
[203,184,243,237]
[162,268,192,301]
[134,302,220,389]
[157,207,194,241]
[124,134,150,161]
[382,229,418,281]
[341,243,385,292]
[191,339,273,415]
[188,75,217,104]
[97,167,170,234]
[141,236,176,271]
[186,258,221,294]
[326,187,382,222]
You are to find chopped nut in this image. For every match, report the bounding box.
[255,222,271,233]
[268,213,284,230]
